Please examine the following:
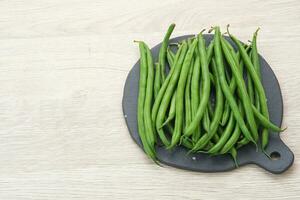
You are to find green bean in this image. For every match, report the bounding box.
[184,32,210,136]
[154,62,161,99]
[220,100,244,154]
[152,45,185,125]
[143,43,156,147]
[136,42,156,160]
[208,96,214,118]
[208,111,235,154]
[191,48,201,142]
[203,110,211,133]
[247,68,255,104]
[164,122,193,149]
[230,148,239,167]
[252,104,284,132]
[213,26,256,145]
[207,39,214,64]
[251,30,261,112]
[185,58,194,127]
[237,137,249,149]
[228,29,271,150]
[167,48,175,69]
[155,43,188,146]
[161,91,176,127]
[169,39,198,149]
[159,23,176,83]
[251,28,261,79]
[220,35,258,143]
[190,58,224,151]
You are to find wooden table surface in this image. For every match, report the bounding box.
[0,0,299,199]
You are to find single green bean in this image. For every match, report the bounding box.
[159,23,176,83]
[161,91,176,127]
[207,39,214,64]
[230,148,239,167]
[167,48,175,69]
[154,62,161,98]
[144,43,156,147]
[185,58,193,127]
[136,42,156,160]
[252,104,284,132]
[191,48,201,142]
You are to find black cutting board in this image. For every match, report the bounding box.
[122,34,294,174]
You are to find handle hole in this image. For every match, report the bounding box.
[270,151,281,160]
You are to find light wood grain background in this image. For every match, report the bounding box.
[0,0,299,199]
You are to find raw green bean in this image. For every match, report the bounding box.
[169,39,198,149]
[213,26,256,145]
[207,39,214,64]
[208,111,235,154]
[184,32,210,136]
[191,48,201,142]
[251,28,261,79]
[220,100,244,154]
[155,43,188,146]
[164,122,193,149]
[161,91,176,127]
[154,62,161,99]
[136,42,156,160]
[247,68,255,104]
[159,23,176,83]
[230,148,239,167]
[144,43,156,147]
[251,30,261,112]
[203,110,211,133]
[167,48,175,68]
[237,137,249,149]
[185,58,193,127]
[252,104,284,132]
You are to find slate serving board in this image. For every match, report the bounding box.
[122,34,294,174]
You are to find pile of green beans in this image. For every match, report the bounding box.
[135,24,285,165]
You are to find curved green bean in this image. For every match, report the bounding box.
[191,48,201,142]
[159,23,176,83]
[136,42,156,160]
[144,43,156,147]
